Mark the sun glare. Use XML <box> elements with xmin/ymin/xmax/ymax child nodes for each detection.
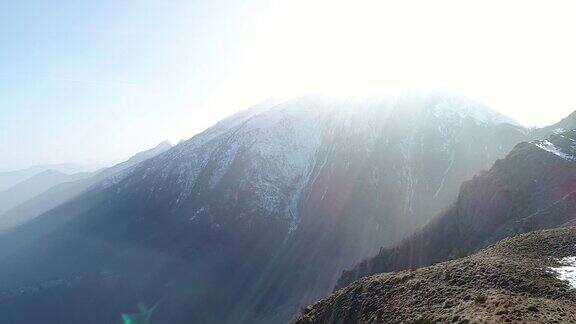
<box><xmin>206</xmin><ymin>0</ymin><xmax>576</xmax><ymax>127</ymax></box>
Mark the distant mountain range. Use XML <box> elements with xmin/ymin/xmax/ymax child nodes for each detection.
<box><xmin>0</xmin><ymin>92</ymin><xmax>574</xmax><ymax>323</ymax></box>
<box><xmin>0</xmin><ymin>162</ymin><xmax>106</xmax><ymax>192</ymax></box>
<box><xmin>0</xmin><ymin>169</ymin><xmax>92</xmax><ymax>215</ymax></box>
<box><xmin>0</xmin><ymin>141</ymin><xmax>173</xmax><ymax>232</ymax></box>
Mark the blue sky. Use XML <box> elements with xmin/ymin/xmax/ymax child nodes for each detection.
<box><xmin>0</xmin><ymin>0</ymin><xmax>268</xmax><ymax>170</ymax></box>
<box><xmin>2</xmin><ymin>0</ymin><xmax>576</xmax><ymax>171</ymax></box>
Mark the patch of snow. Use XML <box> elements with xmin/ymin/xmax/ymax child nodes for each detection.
<box><xmin>550</xmin><ymin>256</ymin><xmax>576</xmax><ymax>288</ymax></box>
<box><xmin>533</xmin><ymin>140</ymin><xmax>575</xmax><ymax>161</ymax></box>
<box><xmin>553</xmin><ymin>127</ymin><xmax>566</xmax><ymax>135</ymax></box>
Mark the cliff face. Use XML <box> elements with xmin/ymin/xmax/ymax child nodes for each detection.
<box><xmin>296</xmin><ymin>227</ymin><xmax>576</xmax><ymax>324</ymax></box>
<box><xmin>337</xmin><ymin>130</ymin><xmax>576</xmax><ymax>289</ymax></box>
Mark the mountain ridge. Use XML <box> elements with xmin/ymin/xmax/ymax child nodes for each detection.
<box><xmin>0</xmin><ymin>93</ymin><xmax>568</xmax><ymax>323</ymax></box>
<box><xmin>295</xmin><ymin>227</ymin><xmax>576</xmax><ymax>323</ymax></box>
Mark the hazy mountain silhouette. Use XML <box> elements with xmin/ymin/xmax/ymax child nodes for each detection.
<box><xmin>0</xmin><ymin>162</ymin><xmax>106</xmax><ymax>192</ymax></box>
<box><xmin>0</xmin><ymin>141</ymin><xmax>173</xmax><ymax>231</ymax></box>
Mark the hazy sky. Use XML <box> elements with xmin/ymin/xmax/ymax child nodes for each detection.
<box><xmin>2</xmin><ymin>0</ymin><xmax>576</xmax><ymax>171</ymax></box>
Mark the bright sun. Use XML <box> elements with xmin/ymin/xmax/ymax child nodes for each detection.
<box><xmin>207</xmin><ymin>0</ymin><xmax>576</xmax><ymax>127</ymax></box>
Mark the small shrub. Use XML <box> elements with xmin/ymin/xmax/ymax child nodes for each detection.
<box><xmin>474</xmin><ymin>294</ymin><xmax>487</xmax><ymax>304</ymax></box>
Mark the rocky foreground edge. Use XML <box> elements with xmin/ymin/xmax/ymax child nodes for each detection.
<box><xmin>293</xmin><ymin>227</ymin><xmax>576</xmax><ymax>323</ymax></box>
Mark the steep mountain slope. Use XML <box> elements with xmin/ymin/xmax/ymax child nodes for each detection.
<box><xmin>0</xmin><ymin>93</ymin><xmax>528</xmax><ymax>323</ymax></box>
<box><xmin>0</xmin><ymin>170</ymin><xmax>91</xmax><ymax>214</ymax></box>
<box><xmin>295</xmin><ymin>227</ymin><xmax>576</xmax><ymax>324</ymax></box>
<box><xmin>0</xmin><ymin>141</ymin><xmax>173</xmax><ymax>231</ymax></box>
<box><xmin>337</xmin><ymin>130</ymin><xmax>576</xmax><ymax>289</ymax></box>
